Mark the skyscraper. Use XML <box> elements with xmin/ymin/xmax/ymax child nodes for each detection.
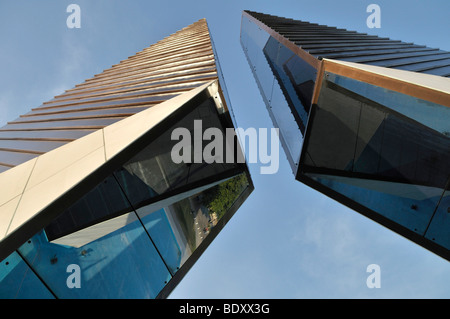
<box><xmin>0</xmin><ymin>19</ymin><xmax>253</xmax><ymax>298</ymax></box>
<box><xmin>241</xmin><ymin>11</ymin><xmax>450</xmax><ymax>261</ymax></box>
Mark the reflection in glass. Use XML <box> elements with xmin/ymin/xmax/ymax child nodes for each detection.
<box><xmin>17</xmin><ymin>223</ymin><xmax>172</xmax><ymax>299</ymax></box>
<box><xmin>0</xmin><ymin>251</ymin><xmax>54</xmax><ymax>299</ymax></box>
<box><xmin>44</xmin><ymin>174</ymin><xmax>132</xmax><ymax>243</ymax></box>
<box><xmin>424</xmin><ymin>186</ymin><xmax>450</xmax><ymax>248</ymax></box>
<box><xmin>327</xmin><ymin>72</ymin><xmax>450</xmax><ymax>135</ymax></box>
<box><xmin>44</xmin><ymin>94</ymin><xmax>240</xmax><ymax>246</ymax></box>
<box><xmin>240</xmin><ymin>15</ymin><xmax>311</xmax><ymax>170</ymax></box>
<box><xmin>138</xmin><ymin>173</ymin><xmax>250</xmax><ymax>274</ymax></box>
<box><xmin>115</xmin><ymin>97</ymin><xmax>239</xmax><ymax>210</ymax></box>
<box><xmin>302</xmin><ymin>77</ymin><xmax>450</xmax><ymax>234</ymax></box>
<box><xmin>1</xmin><ymin>84</ymin><xmax>252</xmax><ymax>298</ymax></box>
<box><xmin>263</xmin><ymin>37</ymin><xmax>317</xmax><ymax>133</ymax></box>
<box><xmin>2</xmin><ymin>170</ymin><xmax>249</xmax><ymax>298</ymax></box>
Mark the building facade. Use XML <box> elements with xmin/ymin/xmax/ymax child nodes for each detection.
<box><xmin>0</xmin><ymin>19</ymin><xmax>253</xmax><ymax>298</ymax></box>
<box><xmin>241</xmin><ymin>11</ymin><xmax>450</xmax><ymax>261</ymax></box>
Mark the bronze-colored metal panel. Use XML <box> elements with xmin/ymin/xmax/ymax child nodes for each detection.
<box><xmin>323</xmin><ymin>59</ymin><xmax>450</xmax><ymax>107</ymax></box>
<box><xmin>0</xmin><ymin>18</ymin><xmax>220</xmax><ymax>173</ymax></box>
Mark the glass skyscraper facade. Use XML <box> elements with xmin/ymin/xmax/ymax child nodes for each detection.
<box><xmin>241</xmin><ymin>11</ymin><xmax>450</xmax><ymax>261</ymax></box>
<box><xmin>0</xmin><ymin>19</ymin><xmax>253</xmax><ymax>298</ymax></box>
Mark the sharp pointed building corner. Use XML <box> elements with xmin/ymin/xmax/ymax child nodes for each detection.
<box><xmin>0</xmin><ymin>19</ymin><xmax>253</xmax><ymax>299</ymax></box>
<box><xmin>240</xmin><ymin>10</ymin><xmax>450</xmax><ymax>261</ymax></box>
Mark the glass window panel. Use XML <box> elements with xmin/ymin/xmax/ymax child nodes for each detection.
<box><xmin>352</xmin><ymin>103</ymin><xmax>386</xmax><ymax>174</ymax></box>
<box><xmin>115</xmin><ymin>97</ymin><xmax>239</xmax><ymax>210</ymax></box>
<box><xmin>303</xmin><ymin>84</ymin><xmax>361</xmax><ymax>171</ymax></box>
<box><xmin>43</xmin><ymin>89</ymin><xmax>243</xmax><ymax>248</ymax></box>
<box><xmin>44</xmin><ymin>175</ymin><xmax>132</xmax><ymax>242</ymax></box>
<box><xmin>240</xmin><ymin>16</ymin><xmax>275</xmax><ymax>103</ymax></box>
<box><xmin>327</xmin><ymin>73</ymin><xmax>450</xmax><ymax>135</ymax></box>
<box><xmin>263</xmin><ymin>36</ymin><xmax>317</xmax><ymax>131</ymax></box>
<box><xmin>18</xmin><ymin>223</ymin><xmax>171</xmax><ymax>298</ymax></box>
<box><xmin>270</xmin><ymin>79</ymin><xmax>303</xmax><ymax>168</ymax></box>
<box><xmin>140</xmin><ymin>208</ymin><xmax>185</xmax><ymax>274</ymax></box>
<box><xmin>0</xmin><ymin>251</ymin><xmax>54</xmax><ymax>299</ymax></box>
<box><xmin>12</xmin><ymin>173</ymin><xmax>250</xmax><ymax>298</ymax></box>
<box><xmin>302</xmin><ymin>78</ymin><xmax>450</xmax><ymax>234</ymax></box>
<box><xmin>138</xmin><ymin>173</ymin><xmax>250</xmax><ymax>273</ymax></box>
<box><xmin>239</xmin><ymin>16</ymin><xmax>250</xmax><ymax>51</ymax></box>
<box><xmin>200</xmin><ymin>173</ymin><xmax>250</xmax><ymax>221</ymax></box>
<box><xmin>308</xmin><ymin>80</ymin><xmax>450</xmax><ymax>187</ymax></box>
<box><xmin>424</xmin><ymin>186</ymin><xmax>450</xmax><ymax>248</ymax></box>
<box><xmin>306</xmin><ymin>173</ymin><xmax>442</xmax><ymax>234</ymax></box>
<box><xmin>241</xmin><ymin>16</ymin><xmax>309</xmax><ymax>170</ymax></box>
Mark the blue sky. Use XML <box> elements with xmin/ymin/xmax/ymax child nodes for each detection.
<box><xmin>1</xmin><ymin>0</ymin><xmax>449</xmax><ymax>298</ymax></box>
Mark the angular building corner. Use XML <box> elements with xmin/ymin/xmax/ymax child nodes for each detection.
<box><xmin>240</xmin><ymin>11</ymin><xmax>450</xmax><ymax>260</ymax></box>
<box><xmin>0</xmin><ymin>19</ymin><xmax>254</xmax><ymax>298</ymax></box>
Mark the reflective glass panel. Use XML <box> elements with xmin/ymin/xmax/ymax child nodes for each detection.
<box><xmin>44</xmin><ymin>174</ymin><xmax>132</xmax><ymax>242</ymax></box>
<box><xmin>138</xmin><ymin>172</ymin><xmax>250</xmax><ymax>273</ymax></box>
<box><xmin>302</xmin><ymin>76</ymin><xmax>450</xmax><ymax>234</ymax></box>
<box><xmin>327</xmin><ymin>73</ymin><xmax>449</xmax><ymax>135</ymax></box>
<box><xmin>18</xmin><ymin>223</ymin><xmax>171</xmax><ymax>298</ymax></box>
<box><xmin>0</xmin><ymin>251</ymin><xmax>54</xmax><ymax>299</ymax></box>
<box><xmin>423</xmin><ymin>180</ymin><xmax>450</xmax><ymax>249</ymax></box>
<box><xmin>263</xmin><ymin>36</ymin><xmax>317</xmax><ymax>131</ymax></box>
<box><xmin>240</xmin><ymin>15</ymin><xmax>313</xmax><ymax>170</ymax></box>
<box><xmin>115</xmin><ymin>97</ymin><xmax>239</xmax><ymax>210</ymax></box>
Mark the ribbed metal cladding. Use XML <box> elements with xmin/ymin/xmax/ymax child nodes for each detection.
<box><xmin>0</xmin><ymin>19</ymin><xmax>217</xmax><ymax>173</ymax></box>
<box><xmin>245</xmin><ymin>10</ymin><xmax>450</xmax><ymax>77</ymax></box>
